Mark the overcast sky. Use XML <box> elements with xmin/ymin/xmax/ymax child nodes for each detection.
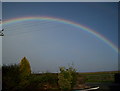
<box><xmin>2</xmin><ymin>2</ymin><xmax>118</xmax><ymax>73</ymax></box>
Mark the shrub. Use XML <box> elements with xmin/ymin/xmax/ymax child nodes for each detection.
<box><xmin>2</xmin><ymin>64</ymin><xmax>21</xmax><ymax>91</ymax></box>
<box><xmin>58</xmin><ymin>72</ymin><xmax>71</xmax><ymax>91</ymax></box>
<box><xmin>68</xmin><ymin>66</ymin><xmax>77</xmax><ymax>88</ymax></box>
<box><xmin>58</xmin><ymin>66</ymin><xmax>77</xmax><ymax>91</ymax></box>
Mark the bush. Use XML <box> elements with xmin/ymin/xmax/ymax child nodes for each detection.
<box><xmin>58</xmin><ymin>72</ymin><xmax>71</xmax><ymax>90</ymax></box>
<box><xmin>58</xmin><ymin>66</ymin><xmax>77</xmax><ymax>91</ymax></box>
<box><xmin>68</xmin><ymin>66</ymin><xmax>77</xmax><ymax>88</ymax></box>
<box><xmin>2</xmin><ymin>64</ymin><xmax>21</xmax><ymax>91</ymax></box>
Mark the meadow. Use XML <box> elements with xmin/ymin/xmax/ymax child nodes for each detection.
<box><xmin>80</xmin><ymin>71</ymin><xmax>119</xmax><ymax>82</ymax></box>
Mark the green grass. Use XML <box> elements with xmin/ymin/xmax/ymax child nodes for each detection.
<box><xmin>79</xmin><ymin>71</ymin><xmax>119</xmax><ymax>82</ymax></box>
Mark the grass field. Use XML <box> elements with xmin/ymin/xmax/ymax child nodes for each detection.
<box><xmin>79</xmin><ymin>71</ymin><xmax>120</xmax><ymax>82</ymax></box>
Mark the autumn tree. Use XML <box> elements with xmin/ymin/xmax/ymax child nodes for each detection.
<box><xmin>19</xmin><ymin>57</ymin><xmax>31</xmax><ymax>78</ymax></box>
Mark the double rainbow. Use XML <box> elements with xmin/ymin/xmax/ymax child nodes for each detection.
<box><xmin>3</xmin><ymin>16</ymin><xmax>118</xmax><ymax>53</ymax></box>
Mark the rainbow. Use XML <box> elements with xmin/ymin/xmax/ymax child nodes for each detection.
<box><xmin>3</xmin><ymin>16</ymin><xmax>118</xmax><ymax>53</ymax></box>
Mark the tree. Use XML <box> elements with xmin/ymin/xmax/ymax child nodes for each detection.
<box><xmin>19</xmin><ymin>57</ymin><xmax>31</xmax><ymax>89</ymax></box>
<box><xmin>19</xmin><ymin>57</ymin><xmax>31</xmax><ymax>78</ymax></box>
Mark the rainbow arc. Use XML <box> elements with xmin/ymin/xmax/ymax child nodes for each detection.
<box><xmin>3</xmin><ymin>16</ymin><xmax>118</xmax><ymax>53</ymax></box>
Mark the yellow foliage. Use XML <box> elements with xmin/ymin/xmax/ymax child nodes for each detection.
<box><xmin>19</xmin><ymin>57</ymin><xmax>31</xmax><ymax>77</ymax></box>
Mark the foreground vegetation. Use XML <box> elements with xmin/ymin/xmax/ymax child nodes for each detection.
<box><xmin>2</xmin><ymin>57</ymin><xmax>78</xmax><ymax>91</ymax></box>
<box><xmin>2</xmin><ymin>57</ymin><xmax>119</xmax><ymax>91</ymax></box>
